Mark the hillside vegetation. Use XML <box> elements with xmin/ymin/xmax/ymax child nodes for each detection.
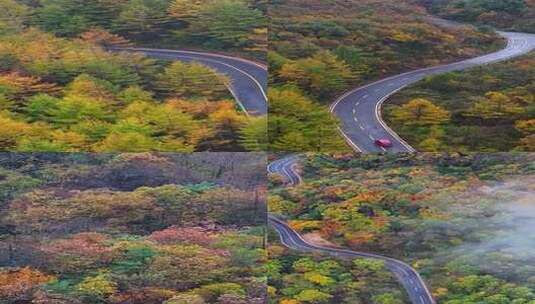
<box><xmin>4</xmin><ymin>0</ymin><xmax>267</xmax><ymax>59</ymax></box>
<box><xmin>419</xmin><ymin>0</ymin><xmax>535</xmax><ymax>33</ymax></box>
<box><xmin>0</xmin><ymin>153</ymin><xmax>267</xmax><ymax>304</ymax></box>
<box><xmin>384</xmin><ymin>53</ymin><xmax>535</xmax><ymax>152</ymax></box>
<box><xmin>268</xmin><ymin>0</ymin><xmax>503</xmax><ymax>151</ymax></box>
<box><xmin>267</xmin><ymin>241</ymin><xmax>407</xmax><ymax>304</ymax></box>
<box><xmin>0</xmin><ymin>1</ymin><xmax>267</xmax><ymax>152</ymax></box>
<box><xmin>269</xmin><ymin>153</ymin><xmax>535</xmax><ymax>303</ymax></box>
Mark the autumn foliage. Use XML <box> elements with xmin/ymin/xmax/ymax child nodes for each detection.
<box><xmin>0</xmin><ymin>27</ymin><xmax>265</xmax><ymax>152</ymax></box>
<box><xmin>0</xmin><ymin>267</ymin><xmax>55</xmax><ymax>300</ymax></box>
<box><xmin>268</xmin><ymin>0</ymin><xmax>502</xmax><ymax>152</ymax></box>
<box><xmin>269</xmin><ymin>153</ymin><xmax>535</xmax><ymax>303</ymax></box>
<box><xmin>0</xmin><ymin>153</ymin><xmax>267</xmax><ymax>303</ymax></box>
<box><xmin>385</xmin><ymin>52</ymin><xmax>535</xmax><ymax>152</ymax></box>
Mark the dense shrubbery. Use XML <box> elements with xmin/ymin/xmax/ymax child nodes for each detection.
<box><xmin>0</xmin><ymin>153</ymin><xmax>267</xmax><ymax>304</ymax></box>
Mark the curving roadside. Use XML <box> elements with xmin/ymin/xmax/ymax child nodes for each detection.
<box><xmin>330</xmin><ymin>30</ymin><xmax>535</xmax><ymax>153</ymax></box>
<box><xmin>268</xmin><ymin>155</ymin><xmax>436</xmax><ymax>304</ymax></box>
<box><xmin>114</xmin><ymin>48</ymin><xmax>268</xmax><ymax>116</ymax></box>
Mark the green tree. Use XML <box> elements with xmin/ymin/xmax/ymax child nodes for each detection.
<box><xmin>294</xmin><ymin>289</ymin><xmax>332</xmax><ymax>303</ymax></box>
<box><xmin>188</xmin><ymin>0</ymin><xmax>265</xmax><ymax>49</ymax></box>
<box><xmin>33</xmin><ymin>0</ymin><xmax>120</xmax><ymax>36</ymax></box>
<box><xmin>24</xmin><ymin>94</ymin><xmax>61</xmax><ymax>123</ymax></box>
<box><xmin>76</xmin><ymin>272</ymin><xmax>117</xmax><ymax>300</ymax></box>
<box><xmin>269</xmin><ymin>87</ymin><xmax>348</xmax><ymax>152</ymax></box>
<box><xmin>158</xmin><ymin>61</ymin><xmax>230</xmax><ymax>100</ymax></box>
<box><xmin>239</xmin><ymin>116</ymin><xmax>267</xmax><ymax>151</ymax></box>
<box><xmin>0</xmin><ymin>0</ymin><xmax>30</xmax><ymax>34</ymax></box>
<box><xmin>466</xmin><ymin>91</ymin><xmax>524</xmax><ymax>119</ymax></box>
<box><xmin>279</xmin><ymin>50</ymin><xmax>356</xmax><ymax>98</ymax></box>
<box><xmin>111</xmin><ymin>245</ymin><xmax>157</xmax><ymax>275</ymax></box>
<box><xmin>49</xmin><ymin>96</ymin><xmax>113</xmax><ymax>126</ymax></box>
<box><xmin>168</xmin><ymin>0</ymin><xmax>203</xmax><ymax>19</ymax></box>
<box><xmin>372</xmin><ymin>293</ymin><xmax>403</xmax><ymax>304</ymax></box>
<box><xmin>116</xmin><ymin>0</ymin><xmax>170</xmax><ymax>35</ymax></box>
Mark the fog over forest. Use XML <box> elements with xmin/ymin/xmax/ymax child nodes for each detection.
<box><xmin>439</xmin><ymin>177</ymin><xmax>535</xmax><ymax>283</ymax></box>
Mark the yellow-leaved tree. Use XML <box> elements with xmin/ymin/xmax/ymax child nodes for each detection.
<box><xmin>157</xmin><ymin>61</ymin><xmax>230</xmax><ymax>101</ymax></box>
<box><xmin>391</xmin><ymin>98</ymin><xmax>450</xmax><ymax>126</ymax></box>
<box><xmin>466</xmin><ymin>91</ymin><xmax>524</xmax><ymax>119</ymax></box>
<box><xmin>76</xmin><ymin>272</ymin><xmax>118</xmax><ymax>299</ymax></box>
<box><xmin>168</xmin><ymin>0</ymin><xmax>203</xmax><ymax>19</ymax></box>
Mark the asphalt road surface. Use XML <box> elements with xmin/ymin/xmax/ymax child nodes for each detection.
<box><xmin>268</xmin><ymin>155</ymin><xmax>436</xmax><ymax>304</ymax></box>
<box><xmin>115</xmin><ymin>48</ymin><xmax>268</xmax><ymax>116</ymax></box>
<box><xmin>267</xmin><ymin>154</ymin><xmax>301</xmax><ymax>185</ymax></box>
<box><xmin>330</xmin><ymin>30</ymin><xmax>535</xmax><ymax>153</ymax></box>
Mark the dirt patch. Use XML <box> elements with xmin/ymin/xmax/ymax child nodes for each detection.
<box><xmin>302</xmin><ymin>232</ymin><xmax>341</xmax><ymax>249</ymax></box>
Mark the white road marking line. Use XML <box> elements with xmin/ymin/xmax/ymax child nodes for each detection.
<box><xmin>354</xmin><ymin>117</ymin><xmax>358</xmax><ymax>122</ymax></box>
<box><xmin>330</xmin><ymin>32</ymin><xmax>533</xmax><ymax>155</ymax></box>
<box><xmin>270</xmin><ymin>216</ymin><xmax>437</xmax><ymax>304</ymax></box>
<box><xmin>368</xmin><ymin>134</ymin><xmax>374</xmax><ymax>140</ymax></box>
<box><xmin>126</xmin><ymin>51</ymin><xmax>267</xmax><ymax>116</ymax></box>
<box><xmin>356</xmin><ymin>101</ymin><xmax>360</xmax><ymax>106</ymax></box>
<box><xmin>363</xmin><ymin>94</ymin><xmax>369</xmax><ymax>99</ymax></box>
<box><xmin>359</xmin><ymin>125</ymin><xmax>364</xmax><ymax>130</ymax></box>
<box><xmin>353</xmin><ymin>108</ymin><xmax>356</xmax><ymax>114</ymax></box>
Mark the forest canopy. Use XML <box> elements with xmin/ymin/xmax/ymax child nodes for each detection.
<box><xmin>0</xmin><ymin>153</ymin><xmax>267</xmax><ymax>304</ymax></box>
<box><xmin>0</xmin><ymin>0</ymin><xmax>268</xmax><ymax>152</ymax></box>
<box><xmin>384</xmin><ymin>52</ymin><xmax>535</xmax><ymax>152</ymax></box>
<box><xmin>268</xmin><ymin>0</ymin><xmax>503</xmax><ymax>152</ymax></box>
<box><xmin>269</xmin><ymin>153</ymin><xmax>535</xmax><ymax>303</ymax></box>
<box><xmin>6</xmin><ymin>0</ymin><xmax>267</xmax><ymax>59</ymax></box>
<box><xmin>419</xmin><ymin>0</ymin><xmax>535</xmax><ymax>33</ymax></box>
<box><xmin>0</xmin><ymin>26</ymin><xmax>266</xmax><ymax>152</ymax></box>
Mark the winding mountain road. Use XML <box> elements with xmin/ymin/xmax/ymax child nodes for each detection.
<box><xmin>331</xmin><ymin>30</ymin><xmax>535</xmax><ymax>152</ymax></box>
<box><xmin>268</xmin><ymin>155</ymin><xmax>436</xmax><ymax>304</ymax></box>
<box><xmin>116</xmin><ymin>48</ymin><xmax>268</xmax><ymax>116</ymax></box>
<box><xmin>267</xmin><ymin>154</ymin><xmax>302</xmax><ymax>185</ymax></box>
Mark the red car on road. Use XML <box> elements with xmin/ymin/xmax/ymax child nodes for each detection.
<box><xmin>375</xmin><ymin>139</ymin><xmax>393</xmax><ymax>148</ymax></box>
